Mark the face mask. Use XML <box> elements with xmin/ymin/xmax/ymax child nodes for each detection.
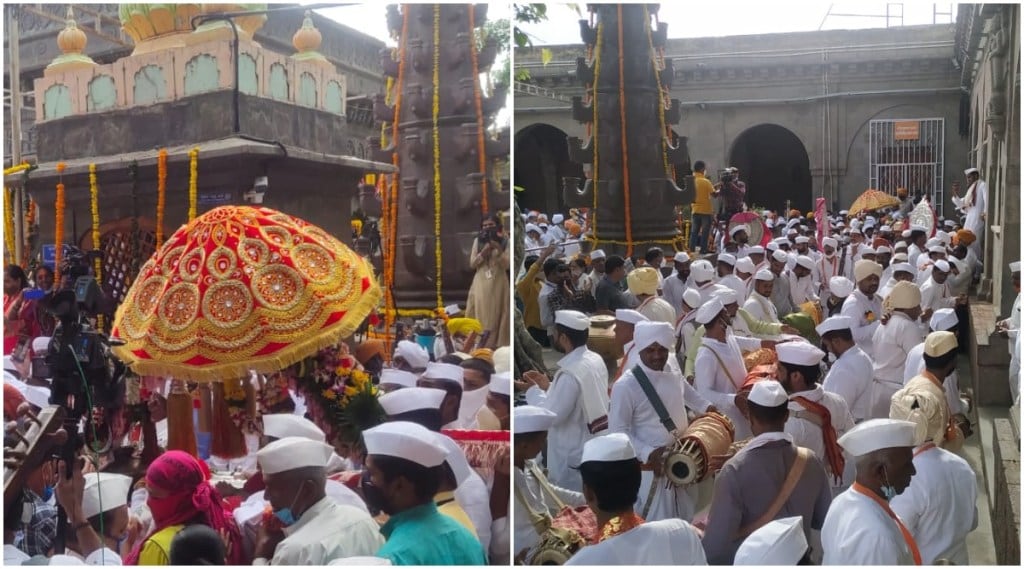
<box><xmin>147</xmin><ymin>493</ymin><xmax>186</xmax><ymax>526</ymax></box>
<box><xmin>272</xmin><ymin>480</ymin><xmax>307</xmax><ymax>527</ymax></box>
<box><xmin>458</xmin><ymin>386</ymin><xmax>490</xmax><ymax>428</ymax></box>
<box><xmin>360</xmin><ymin>472</ymin><xmax>391</xmax><ymax>516</ymax></box>
<box><xmin>41</xmin><ymin>485</ymin><xmax>54</xmax><ymax>502</ymax></box>
<box><xmin>881</xmin><ymin>467</ymin><xmax>897</xmax><ymax>501</ymax></box>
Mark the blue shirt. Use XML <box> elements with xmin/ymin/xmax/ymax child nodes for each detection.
<box><xmin>376</xmin><ymin>502</ymin><xmax>487</xmax><ymax>566</ymax></box>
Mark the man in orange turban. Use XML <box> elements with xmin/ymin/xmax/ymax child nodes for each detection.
<box><xmin>955</xmin><ymin>229</ymin><xmax>976</xmax><ymax>246</ymax></box>
<box><xmin>354</xmin><ymin>339</ymin><xmax>386</xmax><ymax>375</ymax></box>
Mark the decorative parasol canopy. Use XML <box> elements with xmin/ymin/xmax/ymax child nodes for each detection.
<box><xmin>909</xmin><ymin>197</ymin><xmax>938</xmax><ymax>237</ymax></box>
<box><xmin>111</xmin><ymin>206</ymin><xmax>381</xmax><ymax>382</ymax></box>
<box><xmin>728</xmin><ymin>212</ymin><xmax>771</xmax><ymax>247</ymax></box>
<box><xmin>848</xmin><ymin>189</ymin><xmax>901</xmax><ymax>217</ymax></box>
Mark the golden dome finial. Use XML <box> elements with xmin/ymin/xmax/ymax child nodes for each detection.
<box><xmin>57</xmin><ymin>6</ymin><xmax>88</xmax><ymax>55</ymax></box>
<box><xmin>292</xmin><ymin>11</ymin><xmax>322</xmax><ymax>53</ymax></box>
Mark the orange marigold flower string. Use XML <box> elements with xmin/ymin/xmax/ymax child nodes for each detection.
<box><xmin>54</xmin><ymin>163</ymin><xmax>66</xmax><ymax>284</ymax></box>
<box><xmin>156</xmin><ymin>149</ymin><xmax>167</xmax><ymax>247</ymax></box>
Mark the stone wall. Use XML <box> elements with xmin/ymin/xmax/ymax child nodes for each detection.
<box><xmin>991</xmin><ymin>418</ymin><xmax>1021</xmax><ymax>566</ymax></box>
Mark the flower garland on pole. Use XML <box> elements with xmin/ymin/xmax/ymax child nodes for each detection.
<box><xmin>3</xmin><ymin>187</ymin><xmax>16</xmax><ymax>264</ymax></box>
<box><xmin>54</xmin><ymin>163</ymin><xmax>66</xmax><ymax>283</ymax></box>
<box><xmin>156</xmin><ymin>149</ymin><xmax>167</xmax><ymax>248</ymax></box>
<box><xmin>89</xmin><ymin>163</ymin><xmax>105</xmax><ymax>331</ymax></box>
<box><xmin>468</xmin><ymin>4</ymin><xmax>488</xmax><ymax>215</ymax></box>
<box><xmin>616</xmin><ymin>4</ymin><xmax>634</xmax><ymax>258</ymax></box>
<box><xmin>188</xmin><ymin>147</ymin><xmax>199</xmax><ymax>222</ymax></box>
<box><xmin>431</xmin><ymin>4</ymin><xmax>444</xmax><ymax>312</ymax></box>
<box><xmin>3</xmin><ymin>162</ymin><xmax>32</xmax><ymax>177</ymax></box>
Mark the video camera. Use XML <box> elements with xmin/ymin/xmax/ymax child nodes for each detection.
<box><xmin>478</xmin><ymin>227</ymin><xmax>500</xmax><ymax>243</ymax></box>
<box><xmin>719</xmin><ymin>168</ymin><xmax>736</xmax><ymax>185</ymax></box>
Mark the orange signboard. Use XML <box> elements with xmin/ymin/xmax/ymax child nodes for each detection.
<box><xmin>894</xmin><ymin>121</ymin><xmax>920</xmax><ymax>140</ymax></box>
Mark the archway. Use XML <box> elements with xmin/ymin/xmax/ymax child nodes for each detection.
<box><xmin>729</xmin><ymin>124</ymin><xmax>812</xmax><ymax>213</ymax></box>
<box><xmin>513</xmin><ymin>123</ymin><xmax>583</xmax><ymax>215</ymax></box>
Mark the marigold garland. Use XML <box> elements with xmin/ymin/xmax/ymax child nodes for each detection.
<box><xmin>188</xmin><ymin>147</ymin><xmax>199</xmax><ymax>222</ymax></box>
<box><xmin>89</xmin><ymin>163</ymin><xmax>104</xmax><ymax>330</ymax></box>
<box><xmin>3</xmin><ymin>187</ymin><xmax>16</xmax><ymax>264</ymax></box>
<box><xmin>3</xmin><ymin>162</ymin><xmax>31</xmax><ymax>177</ymax></box>
<box><xmin>156</xmin><ymin>149</ymin><xmax>167</xmax><ymax>247</ymax></box>
<box><xmin>616</xmin><ymin>5</ymin><xmax>634</xmax><ymax>257</ymax></box>
<box><xmin>54</xmin><ymin>163</ymin><xmax>66</xmax><ymax>283</ymax></box>
<box><xmin>468</xmin><ymin>4</ymin><xmax>489</xmax><ymax>215</ymax></box>
<box><xmin>382</xmin><ymin>8</ymin><xmax>409</xmax><ymax>350</ymax></box>
<box><xmin>431</xmin><ymin>4</ymin><xmax>443</xmax><ymax>312</ymax></box>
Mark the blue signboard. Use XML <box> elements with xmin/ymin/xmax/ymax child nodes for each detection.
<box><xmin>41</xmin><ymin>244</ymin><xmax>56</xmax><ymax>269</ymax></box>
<box><xmin>199</xmin><ymin>192</ymin><xmax>233</xmax><ymax>206</ymax></box>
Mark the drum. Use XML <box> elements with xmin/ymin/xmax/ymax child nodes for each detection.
<box><xmin>664</xmin><ymin>412</ymin><xmax>736</xmax><ymax>486</ymax></box>
<box><xmin>728</xmin><ymin>212</ymin><xmax>771</xmax><ymax>247</ymax></box>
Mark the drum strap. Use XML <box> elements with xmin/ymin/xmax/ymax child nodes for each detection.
<box><xmin>699</xmin><ymin>346</ymin><xmax>742</xmax><ymax>391</ymax></box>
<box><xmin>631</xmin><ymin>365</ymin><xmax>677</xmax><ymax>433</ymax></box>
<box><xmin>733</xmin><ymin>447</ymin><xmax>811</xmax><ymax>540</ymax></box>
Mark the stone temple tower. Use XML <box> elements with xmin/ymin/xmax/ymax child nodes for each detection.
<box><xmin>371</xmin><ymin>4</ymin><xmax>509</xmax><ymax>310</ymax></box>
<box><xmin>563</xmin><ymin>3</ymin><xmax>691</xmax><ymax>257</ymax></box>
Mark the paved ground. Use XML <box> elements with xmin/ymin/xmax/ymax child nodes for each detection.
<box><xmin>534</xmin><ymin>346</ymin><xmax>1002</xmax><ymax>563</ymax></box>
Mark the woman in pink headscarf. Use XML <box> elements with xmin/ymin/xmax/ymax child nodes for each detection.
<box><xmin>125</xmin><ymin>451</ymin><xmax>247</xmax><ymax>565</ymax></box>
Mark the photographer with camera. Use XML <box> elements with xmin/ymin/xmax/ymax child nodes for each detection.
<box><xmin>466</xmin><ymin>214</ymin><xmax>511</xmax><ymax>348</ymax></box>
<box><xmin>714</xmin><ymin>167</ymin><xmax>748</xmax><ymax>222</ymax></box>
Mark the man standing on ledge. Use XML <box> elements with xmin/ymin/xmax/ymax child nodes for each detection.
<box><xmin>690</xmin><ymin>161</ymin><xmax>715</xmax><ymax>252</ymax></box>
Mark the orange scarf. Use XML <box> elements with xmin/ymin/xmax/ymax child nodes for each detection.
<box><xmin>597</xmin><ymin>511</ymin><xmax>645</xmax><ymax>544</ymax></box>
<box><xmin>851</xmin><ymin>482</ymin><xmax>922</xmax><ymax>565</ymax></box>
<box><xmin>792</xmin><ymin>396</ymin><xmax>845</xmax><ymax>485</ymax></box>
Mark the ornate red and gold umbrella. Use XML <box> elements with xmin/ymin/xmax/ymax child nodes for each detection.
<box><xmin>848</xmin><ymin>189</ymin><xmax>901</xmax><ymax>217</ymax></box>
<box><xmin>111</xmin><ymin>205</ymin><xmax>381</xmax><ymax>382</ymax></box>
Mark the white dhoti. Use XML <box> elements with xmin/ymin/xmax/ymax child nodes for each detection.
<box><xmin>636</xmin><ymin>472</ymin><xmax>696</xmax><ymax>522</ymax></box>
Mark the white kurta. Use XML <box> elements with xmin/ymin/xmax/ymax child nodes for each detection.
<box><xmin>920</xmin><ymin>277</ymin><xmax>955</xmax><ymax>313</ymax></box>
<box><xmin>817</xmin><ymin>254</ymin><xmax>844</xmax><ymax>296</ymax></box>
<box><xmin>565</xmin><ymin>519</ymin><xmax>708</xmax><ymax>565</ymax></box>
<box><xmin>525</xmin><ymin>346</ymin><xmax>610</xmax><ymax>491</ymax></box>
<box><xmin>717</xmin><ymin>274</ymin><xmax>749</xmax><ymax>304</ymax></box>
<box><xmin>788</xmin><ymin>273</ymin><xmax>818</xmax><ymax>305</ymax></box>
<box><xmin>609</xmin><ymin>363</ymin><xmax>696</xmax><ymax>521</ymax></box>
<box><xmin>952</xmin><ymin>179</ymin><xmax>987</xmax><ymax>247</ymax></box>
<box><xmin>1006</xmin><ymin>293</ymin><xmax>1022</xmax><ymax>399</ymax></box>
<box><xmin>456</xmin><ymin>470</ymin><xmax>493</xmax><ymax>552</ymax></box>
<box><xmin>253</xmin><ymin>497</ymin><xmax>384</xmax><ymax>565</ymax></box>
<box><xmin>693</xmin><ymin>336</ymin><xmax>752</xmax><ymax>441</ymax></box>
<box><xmin>822</xmin><ymin>346</ymin><xmax>875</xmax><ymax>422</ymax></box>
<box><xmin>870</xmin><ymin>313</ymin><xmax>925</xmax><ymax>419</ymax></box>
<box><xmin>840</xmin><ymin>291</ymin><xmax>882</xmax><ymax>358</ymax></box>
<box><xmin>902</xmin><ymin>343</ymin><xmax>966</xmax><ymax>415</ymax></box>
<box><xmin>619</xmin><ymin>345</ymin><xmax>712</xmax><ymax>413</ymax></box>
<box><xmin>512</xmin><ymin>462</ymin><xmax>586</xmax><ymax>557</ymax></box>
<box><xmin>785</xmin><ymin>386</ymin><xmax>856</xmax><ymax>492</ymax></box>
<box><xmin>890</xmin><ymin>445</ymin><xmax>978</xmax><ymax>565</ymax></box>
<box><xmin>821</xmin><ymin>488</ymin><xmax>915</xmax><ymax>565</ymax></box>
<box><xmin>908</xmin><ymin>243</ymin><xmax>926</xmax><ymax>270</ymax></box>
<box><xmin>697</xmin><ymin>282</ymin><xmax>731</xmax><ymax>305</ymax></box>
<box><xmin>947</xmin><ymin>258</ymin><xmax>972</xmax><ymax>296</ymax></box>
<box><xmin>675</xmin><ymin>319</ymin><xmax>699</xmax><ymax>374</ymax></box>
<box><xmin>743</xmin><ymin>291</ymin><xmax>779</xmax><ymax>324</ymax></box>
<box><xmin>661</xmin><ymin>275</ymin><xmax>690</xmax><ymax>320</ymax></box>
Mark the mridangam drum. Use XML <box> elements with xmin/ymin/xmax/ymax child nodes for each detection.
<box><xmin>664</xmin><ymin>412</ymin><xmax>736</xmax><ymax>486</ymax></box>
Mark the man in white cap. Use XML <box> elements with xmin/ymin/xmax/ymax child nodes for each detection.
<box><xmin>674</xmin><ymin>289</ymin><xmax>705</xmax><ymax>372</ymax></box>
<box><xmin>734</xmin><ymin>516</ymin><xmax>810</xmax><ymax>565</ymax></box>
<box><xmin>661</xmin><ymin>251</ymin><xmax>692</xmax><ymax>319</ymax></box>
<box><xmin>818</xmin><ymin>316</ymin><xmax>875</xmax><ymax>423</ymax></box>
<box><xmin>821</xmin><ymin>276</ymin><xmax>853</xmax><ymax>318</ymax></box>
<box><xmin>52</xmin><ymin>462</ymin><xmax>131</xmax><ymax>565</ymax></box>
<box><xmin>879</xmin><ymin>262</ymin><xmax>916</xmax><ymax>301</ymax></box>
<box><xmin>744</xmin><ymin>269</ymin><xmax>780</xmax><ymax>324</ymax></box>
<box><xmin>418</xmin><ymin>362</ymin><xmax>466</xmax><ymax>429</ymax></box>
<box><xmin>889</xmin><ymin>338</ymin><xmax>978</xmax><ymax>564</ymax></box>
<box><xmin>482</xmin><ymin>370</ymin><xmax>512</xmax><ymax>431</ymax></box>
<box><xmin>512</xmin><ymin>406</ymin><xmax>585</xmax><ymax>562</ymax></box>
<box><xmin>768</xmin><ymin>249</ymin><xmax>797</xmax><ymax>318</ymax></box>
<box><xmin>524</xmin><ymin>223</ymin><xmax>544</xmax><ymax>252</ymax></box>
<box><xmin>920</xmin><ymin>260</ymin><xmax>968</xmax><ymax>320</ymax></box>
<box><xmin>628</xmin><ymin>267</ymin><xmax>675</xmax><ymax>325</ymax></box>
<box><xmin>690</xmin><ymin>259</ymin><xmax>730</xmax><ymax>305</ymax></box>
<box><xmin>587</xmin><ymin>249</ymin><xmax>608</xmax><ymax>297</ymax></box>
<box><xmin>903</xmin><ymin>309</ymin><xmax>968</xmax><ymax>416</ymax></box>
<box><xmin>788</xmin><ymin>255</ymin><xmax>818</xmax><ymax>306</ymax></box>
<box><xmin>692</xmin><ymin>299</ymin><xmax>752</xmax><ymax>440</ymax></box>
<box><xmin>715</xmin><ymin>253</ymin><xmax>748</xmax><ymax>305</ymax></box>
<box><xmin>564</xmin><ymin>433</ymin><xmax>707</xmax><ymax>565</ymax></box>
<box><xmin>869</xmin><ymin>282</ymin><xmax>925</xmax><ymax>419</ymax></box>
<box><xmin>254</xmin><ymin>437</ymin><xmax>383</xmax><ymax>565</ymax></box>
<box><xmin>951</xmin><ymin>167</ymin><xmax>987</xmax><ymax>256</ymax></box>
<box><xmin>820</xmin><ymin>419</ymin><xmax>921</xmax><ymax>565</ymax></box>
<box><xmin>392</xmin><ymin>341</ymin><xmax>430</xmax><ymax>374</ymax></box>
<box><xmin>996</xmin><ymin>261</ymin><xmax>1021</xmax><ymax>400</ymax></box>
<box><xmin>748</xmin><ymin>245</ymin><xmax>767</xmax><ymax>273</ymax></box>
<box><xmin>380</xmin><ymin>387</ymin><xmax>448</xmax><ymax>431</ymax></box>
<box><xmin>613</xmin><ymin>309</ymin><xmax>649</xmax><ymax>378</ymax></box>
<box><xmin>894</xmin><ymin>330</ymin><xmax>970</xmax><ymax>447</ymax></box>
<box><xmin>907</xmin><ymin>225</ymin><xmax>930</xmax><ymax>268</ymax></box>
<box><xmin>360</xmin><ymin>422</ymin><xmax>487</xmax><ymax>565</ymax></box>
<box><xmin>728</xmin><ymin>224</ymin><xmax>751</xmax><ymax>258</ymax></box>
<box><xmin>840</xmin><ymin>260</ymin><xmax>884</xmax><ymax>358</ymax></box>
<box><xmin>817</xmin><ymin>237</ymin><xmax>845</xmax><ymax>294</ymax></box>
<box><xmin>609</xmin><ymin>321</ymin><xmax>703</xmax><ymax>522</ymax></box>
<box><xmin>378</xmin><ymin>368</ymin><xmax>420</xmax><ymax>393</ymax></box>
<box><xmin>776</xmin><ymin>342</ymin><xmax>855</xmax><ymax>494</ymax></box>
<box><xmin>702</xmin><ymin>380</ymin><xmax>832</xmax><ymax>564</ymax></box>
<box><xmin>548</xmin><ymin>213</ymin><xmax>568</xmax><ymax>244</ymax></box>
<box><xmin>521</xmin><ymin>310</ymin><xmax>609</xmax><ymax>491</ymax></box>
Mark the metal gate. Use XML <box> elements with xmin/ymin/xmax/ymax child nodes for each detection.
<box><xmin>868</xmin><ymin>118</ymin><xmax>945</xmax><ymax>216</ymax></box>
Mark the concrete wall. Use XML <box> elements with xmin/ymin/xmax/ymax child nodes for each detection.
<box><xmin>991</xmin><ymin>418</ymin><xmax>1021</xmax><ymax>565</ymax></box>
<box><xmin>515</xmin><ymin>24</ymin><xmax>971</xmax><ymax>214</ymax></box>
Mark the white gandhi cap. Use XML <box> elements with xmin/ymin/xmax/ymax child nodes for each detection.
<box><xmin>555</xmin><ymin>310</ymin><xmax>590</xmax><ymax>331</ymax></box>
<box><xmin>776</xmin><ymin>341</ymin><xmax>826</xmax><ymax>367</ymax></box>
<box><xmin>362</xmin><ymin>421</ymin><xmax>448</xmax><ymax>467</ymax></box>
<box><xmin>837</xmin><ymin>418</ymin><xmax>918</xmax><ymax>456</ymax></box>
<box><xmin>263</xmin><ymin>413</ymin><xmax>325</xmax><ymax>442</ymax></box>
<box><xmin>379</xmin><ymin>368</ymin><xmax>419</xmax><ymax>389</ymax></box>
<box><xmin>615</xmin><ymin>309</ymin><xmax>648</xmax><ymax>325</ymax></box>
<box><xmin>422</xmin><ymin>362</ymin><xmax>464</xmax><ymax>387</ymax></box>
<box><xmin>734</xmin><ymin>516</ymin><xmax>808</xmax><ymax>565</ymax></box>
<box><xmin>514</xmin><ymin>405</ymin><xmax>557</xmax><ymax>434</ymax></box>
<box><xmin>379</xmin><ymin>386</ymin><xmax>446</xmax><ymax>416</ymax></box>
<box><xmin>490</xmin><ymin>371</ymin><xmax>511</xmax><ymax>397</ymax></box>
<box><xmin>747</xmin><ymin>380</ymin><xmax>788</xmax><ymax>407</ymax></box>
<box><xmin>82</xmin><ymin>473</ymin><xmax>132</xmax><ymax>519</ymax></box>
<box><xmin>695</xmin><ymin>298</ymin><xmax>725</xmax><ymax>325</ymax></box>
<box><xmin>816</xmin><ymin>315</ymin><xmax>853</xmax><ymax>336</ymax></box>
<box><xmin>580</xmin><ymin>433</ymin><xmax>637</xmax><ymax>464</ymax></box>
<box><xmin>258</xmin><ymin>436</ymin><xmax>334</xmax><ymax>474</ymax></box>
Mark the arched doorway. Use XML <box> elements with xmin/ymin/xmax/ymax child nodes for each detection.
<box><xmin>513</xmin><ymin>123</ymin><xmax>583</xmax><ymax>214</ymax></box>
<box><xmin>729</xmin><ymin>124</ymin><xmax>812</xmax><ymax>213</ymax></box>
